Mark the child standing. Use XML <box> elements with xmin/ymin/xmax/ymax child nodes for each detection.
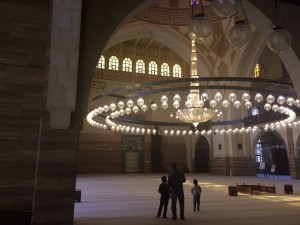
<box><xmin>191</xmin><ymin>179</ymin><xmax>202</xmax><ymax>211</ymax></box>
<box><xmin>156</xmin><ymin>176</ymin><xmax>170</xmax><ymax>218</ymax></box>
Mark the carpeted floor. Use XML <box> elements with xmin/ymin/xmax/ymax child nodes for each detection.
<box><xmin>74</xmin><ymin>173</ymin><xmax>300</xmax><ymax>225</ymax></box>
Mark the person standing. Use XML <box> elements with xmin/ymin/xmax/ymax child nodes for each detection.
<box><xmin>156</xmin><ymin>176</ymin><xmax>170</xmax><ymax>218</ymax></box>
<box><xmin>168</xmin><ymin>162</ymin><xmax>186</xmax><ymax>220</ymax></box>
<box><xmin>191</xmin><ymin>179</ymin><xmax>202</xmax><ymax>211</ymax></box>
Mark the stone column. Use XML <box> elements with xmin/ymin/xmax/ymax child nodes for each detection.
<box><xmin>47</xmin><ymin>0</ymin><xmax>82</xmax><ymax>129</ymax></box>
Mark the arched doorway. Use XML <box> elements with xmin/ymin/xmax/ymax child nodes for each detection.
<box><xmin>195</xmin><ymin>136</ymin><xmax>210</xmax><ymax>173</ymax></box>
<box><xmin>255</xmin><ymin>132</ymin><xmax>289</xmax><ymax>175</ymax></box>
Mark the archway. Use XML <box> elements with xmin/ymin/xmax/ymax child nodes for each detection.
<box><xmin>255</xmin><ymin>131</ymin><xmax>289</xmax><ymax>176</ymax></box>
<box><xmin>194</xmin><ymin>136</ymin><xmax>210</xmax><ymax>173</ymax></box>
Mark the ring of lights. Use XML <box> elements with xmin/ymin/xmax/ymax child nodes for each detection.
<box><xmin>87</xmin><ymin>77</ymin><xmax>299</xmax><ymax>136</ymax></box>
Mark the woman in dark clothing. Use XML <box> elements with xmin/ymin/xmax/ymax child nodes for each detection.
<box><xmin>156</xmin><ymin>176</ymin><xmax>170</xmax><ymax>218</ymax></box>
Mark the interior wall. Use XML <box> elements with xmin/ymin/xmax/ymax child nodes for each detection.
<box><xmin>0</xmin><ymin>1</ymin><xmax>80</xmax><ymax>224</ymax></box>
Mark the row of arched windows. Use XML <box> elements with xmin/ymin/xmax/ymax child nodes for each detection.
<box><xmin>96</xmin><ymin>55</ymin><xmax>182</xmax><ymax>77</ymax></box>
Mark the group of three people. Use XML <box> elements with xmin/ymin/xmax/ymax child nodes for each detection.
<box><xmin>156</xmin><ymin>163</ymin><xmax>202</xmax><ymax>220</ymax></box>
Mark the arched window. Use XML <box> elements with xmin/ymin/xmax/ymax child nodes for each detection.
<box><xmin>96</xmin><ymin>55</ymin><xmax>105</xmax><ymax>69</ymax></box>
<box><xmin>136</xmin><ymin>59</ymin><xmax>145</xmax><ymax>74</ymax></box>
<box><xmin>161</xmin><ymin>63</ymin><xmax>170</xmax><ymax>76</ymax></box>
<box><xmin>173</xmin><ymin>64</ymin><xmax>182</xmax><ymax>77</ymax></box>
<box><xmin>255</xmin><ymin>139</ymin><xmax>263</xmax><ymax>163</ymax></box>
<box><xmin>254</xmin><ymin>63</ymin><xmax>260</xmax><ymax>78</ymax></box>
<box><xmin>149</xmin><ymin>61</ymin><xmax>158</xmax><ymax>75</ymax></box>
<box><xmin>109</xmin><ymin>56</ymin><xmax>119</xmax><ymax>70</ymax></box>
<box><xmin>122</xmin><ymin>58</ymin><xmax>132</xmax><ymax>72</ymax></box>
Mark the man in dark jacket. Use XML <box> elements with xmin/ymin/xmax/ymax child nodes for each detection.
<box><xmin>168</xmin><ymin>162</ymin><xmax>186</xmax><ymax>220</ymax></box>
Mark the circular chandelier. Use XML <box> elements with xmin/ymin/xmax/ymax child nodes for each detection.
<box><xmin>86</xmin><ymin>76</ymin><xmax>299</xmax><ymax>136</ymax></box>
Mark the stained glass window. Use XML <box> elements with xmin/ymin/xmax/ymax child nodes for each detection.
<box><xmin>173</xmin><ymin>64</ymin><xmax>182</xmax><ymax>77</ymax></box>
<box><xmin>109</xmin><ymin>56</ymin><xmax>119</xmax><ymax>70</ymax></box>
<box><xmin>136</xmin><ymin>59</ymin><xmax>145</xmax><ymax>74</ymax></box>
<box><xmin>254</xmin><ymin>63</ymin><xmax>260</xmax><ymax>78</ymax></box>
<box><xmin>96</xmin><ymin>55</ymin><xmax>105</xmax><ymax>69</ymax></box>
<box><xmin>161</xmin><ymin>63</ymin><xmax>170</xmax><ymax>76</ymax></box>
<box><xmin>122</xmin><ymin>58</ymin><xmax>132</xmax><ymax>72</ymax></box>
<box><xmin>149</xmin><ymin>61</ymin><xmax>158</xmax><ymax>75</ymax></box>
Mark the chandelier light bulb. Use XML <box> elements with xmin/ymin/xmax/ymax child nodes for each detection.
<box><xmin>185</xmin><ymin>100</ymin><xmax>192</xmax><ymax>108</ymax></box>
<box><xmin>114</xmin><ymin>111</ymin><xmax>120</xmax><ymax>117</ymax></box>
<box><xmin>160</xmin><ymin>95</ymin><xmax>168</xmax><ymax>103</ymax></box>
<box><xmin>264</xmin><ymin>103</ymin><xmax>271</xmax><ymax>111</ymax></box>
<box><xmin>228</xmin><ymin>93</ymin><xmax>237</xmax><ymax>102</ymax></box>
<box><xmin>161</xmin><ymin>101</ymin><xmax>168</xmax><ymax>110</ymax></box>
<box><xmin>137</xmin><ymin>97</ymin><xmax>144</xmax><ymax>106</ymax></box>
<box><xmin>188</xmin><ymin>13</ymin><xmax>212</xmax><ymax>43</ymax></box>
<box><xmin>131</xmin><ymin>127</ymin><xmax>135</xmax><ymax>133</ymax></box>
<box><xmin>209</xmin><ymin>100</ymin><xmax>217</xmax><ymax>108</ymax></box>
<box><xmin>127</xmin><ymin>100</ymin><xmax>134</xmax><ymax>108</ymax></box>
<box><xmin>187</xmin><ymin>93</ymin><xmax>194</xmax><ymax>101</ymax></box>
<box><xmin>211</xmin><ymin>0</ymin><xmax>237</xmax><ymax>17</ymax></box>
<box><xmin>119</xmin><ymin>109</ymin><xmax>125</xmax><ymax>116</ymax></box>
<box><xmin>109</xmin><ymin>103</ymin><xmax>116</xmax><ymax>111</ymax></box>
<box><xmin>272</xmin><ymin>104</ymin><xmax>279</xmax><ymax>112</ymax></box>
<box><xmin>254</xmin><ymin>93</ymin><xmax>263</xmax><ymax>103</ymax></box>
<box><xmin>173</xmin><ymin>100</ymin><xmax>180</xmax><ymax>109</ymax></box>
<box><xmin>279</xmin><ymin>106</ymin><xmax>285</xmax><ymax>113</ymax></box>
<box><xmin>266</xmin><ymin>94</ymin><xmax>275</xmax><ymax>104</ymax></box>
<box><xmin>214</xmin><ymin>92</ymin><xmax>223</xmax><ymax>102</ymax></box>
<box><xmin>244</xmin><ymin>101</ymin><xmax>252</xmax><ymax>109</ymax></box>
<box><xmin>222</xmin><ymin>100</ymin><xmax>230</xmax><ymax>108</ymax></box>
<box><xmin>198</xmin><ymin>100</ymin><xmax>204</xmax><ymax>107</ymax></box>
<box><xmin>103</xmin><ymin>105</ymin><xmax>109</xmax><ymax>112</ymax></box>
<box><xmin>117</xmin><ymin>101</ymin><xmax>125</xmax><ymax>109</ymax></box>
<box><xmin>267</xmin><ymin>26</ymin><xmax>292</xmax><ymax>54</ymax></box>
<box><xmin>286</xmin><ymin>97</ymin><xmax>295</xmax><ymax>106</ymax></box>
<box><xmin>151</xmin><ymin>103</ymin><xmax>158</xmax><ymax>111</ymax></box>
<box><xmin>173</xmin><ymin>94</ymin><xmax>181</xmax><ymax>102</ymax></box>
<box><xmin>141</xmin><ymin>104</ymin><xmax>148</xmax><ymax>112</ymax></box>
<box><xmin>125</xmin><ymin>107</ymin><xmax>131</xmax><ymax>114</ymax></box>
<box><xmin>201</xmin><ymin>93</ymin><xmax>209</xmax><ymax>102</ymax></box>
<box><xmin>227</xmin><ymin>20</ymin><xmax>252</xmax><ymax>48</ymax></box>
<box><xmin>242</xmin><ymin>93</ymin><xmax>250</xmax><ymax>102</ymax></box>
<box><xmin>132</xmin><ymin>105</ymin><xmax>139</xmax><ymax>113</ymax></box>
<box><xmin>277</xmin><ymin>95</ymin><xmax>285</xmax><ymax>105</ymax></box>
<box><xmin>110</xmin><ymin>112</ymin><xmax>115</xmax><ymax>118</ymax></box>
<box><xmin>233</xmin><ymin>100</ymin><xmax>241</xmax><ymax>109</ymax></box>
